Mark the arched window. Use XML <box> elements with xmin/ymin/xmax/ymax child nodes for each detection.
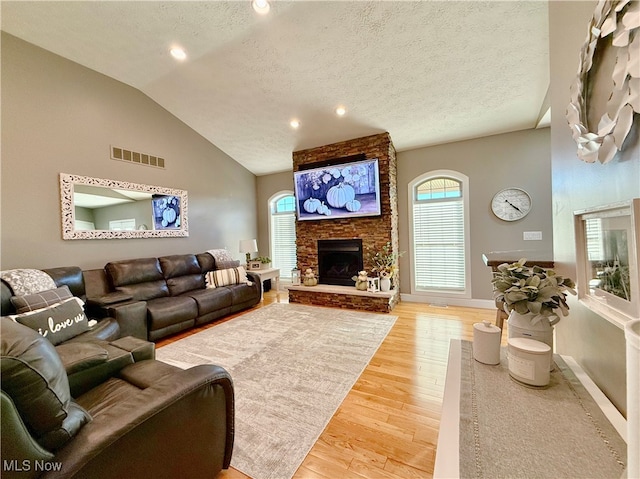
<box><xmin>408</xmin><ymin>170</ymin><xmax>470</xmax><ymax>297</ymax></box>
<box><xmin>269</xmin><ymin>192</ymin><xmax>297</xmax><ymax>279</ymax></box>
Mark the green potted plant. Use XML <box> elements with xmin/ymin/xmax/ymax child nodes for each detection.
<box><xmin>491</xmin><ymin>258</ymin><xmax>576</xmax><ymax>348</ymax></box>
<box><xmin>492</xmin><ymin>258</ymin><xmax>576</xmax><ymax>320</ymax></box>
<box><xmin>249</xmin><ymin>256</ymin><xmax>272</xmax><ymax>270</ymax></box>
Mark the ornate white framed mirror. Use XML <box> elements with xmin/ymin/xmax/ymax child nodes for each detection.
<box><xmin>60</xmin><ymin>173</ymin><xmax>189</xmax><ymax>240</ymax></box>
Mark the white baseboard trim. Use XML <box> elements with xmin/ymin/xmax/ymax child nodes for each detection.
<box><xmin>400</xmin><ymin>293</ymin><xmax>495</xmax><ymax>309</ymax></box>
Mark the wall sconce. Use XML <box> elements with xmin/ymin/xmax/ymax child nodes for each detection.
<box><xmin>239</xmin><ymin>239</ymin><xmax>258</xmax><ymax>266</ymax></box>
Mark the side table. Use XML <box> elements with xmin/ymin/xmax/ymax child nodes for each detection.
<box><xmin>250</xmin><ymin>267</ymin><xmax>280</xmax><ymax>299</ymax></box>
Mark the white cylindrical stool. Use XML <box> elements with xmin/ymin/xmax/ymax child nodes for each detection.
<box><xmin>473</xmin><ymin>320</ymin><xmax>501</xmax><ymax>365</ymax></box>
<box><xmin>507</xmin><ymin>337</ymin><xmax>551</xmax><ymax>387</ymax></box>
<box><xmin>625</xmin><ymin>319</ymin><xmax>640</xmax><ymax>479</ymax></box>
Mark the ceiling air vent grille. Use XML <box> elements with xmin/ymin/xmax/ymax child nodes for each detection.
<box><xmin>111</xmin><ymin>146</ymin><xmax>165</xmax><ymax>169</ymax></box>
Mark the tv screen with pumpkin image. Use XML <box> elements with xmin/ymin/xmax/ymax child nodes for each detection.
<box><xmin>294</xmin><ymin>158</ymin><xmax>381</xmax><ymax>221</ymax></box>
<box><xmin>151</xmin><ymin>195</ymin><xmax>182</xmax><ymax>230</ymax></box>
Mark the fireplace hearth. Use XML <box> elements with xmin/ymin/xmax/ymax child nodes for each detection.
<box><xmin>318</xmin><ymin>239</ymin><xmax>363</xmax><ymax>286</ymax></box>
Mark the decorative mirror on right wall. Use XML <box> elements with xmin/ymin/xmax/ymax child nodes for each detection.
<box><xmin>574</xmin><ymin>198</ymin><xmax>640</xmax><ymax>328</ymax></box>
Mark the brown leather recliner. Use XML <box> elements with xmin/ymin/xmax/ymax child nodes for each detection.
<box><xmin>0</xmin><ymin>318</ymin><xmax>235</xmax><ymax>479</ymax></box>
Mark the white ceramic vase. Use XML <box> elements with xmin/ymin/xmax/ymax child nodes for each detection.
<box><xmin>380</xmin><ymin>277</ymin><xmax>391</xmax><ymax>292</ymax></box>
<box><xmin>507</xmin><ymin>310</ymin><xmax>558</xmax><ymax>370</ymax></box>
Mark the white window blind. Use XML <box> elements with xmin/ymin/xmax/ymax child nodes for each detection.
<box><xmin>108</xmin><ymin>218</ymin><xmax>136</xmax><ymax>231</ymax></box>
<box><xmin>584</xmin><ymin>218</ymin><xmax>604</xmax><ymax>261</ymax></box>
<box><xmin>74</xmin><ymin>220</ymin><xmax>95</xmax><ymax>231</ymax></box>
<box><xmin>413</xmin><ymin>196</ymin><xmax>466</xmax><ymax>291</ymax></box>
<box><xmin>270</xmin><ymin>195</ymin><xmax>297</xmax><ymax>279</ymax></box>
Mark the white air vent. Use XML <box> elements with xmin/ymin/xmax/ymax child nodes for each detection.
<box><xmin>111</xmin><ymin>146</ymin><xmax>165</xmax><ymax>169</ymax></box>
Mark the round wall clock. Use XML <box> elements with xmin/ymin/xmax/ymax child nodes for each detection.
<box><xmin>491</xmin><ymin>188</ymin><xmax>532</xmax><ymax>222</ymax></box>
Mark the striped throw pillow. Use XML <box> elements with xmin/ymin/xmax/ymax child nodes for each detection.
<box><xmin>206</xmin><ymin>266</ymin><xmax>248</xmax><ymax>289</ymax></box>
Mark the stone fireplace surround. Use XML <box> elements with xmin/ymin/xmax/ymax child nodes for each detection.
<box><xmin>289</xmin><ymin>132</ymin><xmax>399</xmax><ymax>313</ymax></box>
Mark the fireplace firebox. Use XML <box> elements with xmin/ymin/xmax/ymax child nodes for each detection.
<box><xmin>318</xmin><ymin>239</ymin><xmax>363</xmax><ymax>286</ymax></box>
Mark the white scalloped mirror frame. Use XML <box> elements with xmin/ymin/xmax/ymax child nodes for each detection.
<box><xmin>60</xmin><ymin>173</ymin><xmax>189</xmax><ymax>240</ymax></box>
<box><xmin>566</xmin><ymin>0</ymin><xmax>639</xmax><ymax>164</ymax></box>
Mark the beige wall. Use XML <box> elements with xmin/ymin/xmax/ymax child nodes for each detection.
<box><xmin>256</xmin><ymin>170</ymin><xmax>294</xmax><ymax>261</ymax></box>
<box><xmin>550</xmin><ymin>1</ymin><xmax>640</xmax><ymax>415</ymax></box>
<box><xmin>397</xmin><ymin>128</ymin><xmax>553</xmax><ymax>303</ymax></box>
<box><xmin>1</xmin><ymin>33</ymin><xmax>258</xmax><ymax>270</ymax></box>
<box><xmin>257</xmin><ymin>127</ymin><xmax>553</xmax><ymax>302</ymax></box>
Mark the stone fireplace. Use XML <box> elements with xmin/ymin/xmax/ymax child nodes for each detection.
<box><xmin>318</xmin><ymin>239</ymin><xmax>363</xmax><ymax>286</ymax></box>
<box><xmin>289</xmin><ymin>132</ymin><xmax>399</xmax><ymax>312</ymax></box>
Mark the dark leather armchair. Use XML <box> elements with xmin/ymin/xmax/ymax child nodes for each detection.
<box><xmin>0</xmin><ymin>318</ymin><xmax>234</xmax><ymax>479</ymax></box>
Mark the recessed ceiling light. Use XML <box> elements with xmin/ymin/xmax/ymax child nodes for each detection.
<box><xmin>290</xmin><ymin>119</ymin><xmax>300</xmax><ymax>129</ymax></box>
<box><xmin>170</xmin><ymin>47</ymin><xmax>187</xmax><ymax>61</ymax></box>
<box><xmin>335</xmin><ymin>106</ymin><xmax>347</xmax><ymax>116</ymax></box>
<box><xmin>252</xmin><ymin>0</ymin><xmax>270</xmax><ymax>15</ymax></box>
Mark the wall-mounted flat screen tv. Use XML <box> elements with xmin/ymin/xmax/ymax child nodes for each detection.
<box><xmin>294</xmin><ymin>158</ymin><xmax>381</xmax><ymax>221</ymax></box>
<box><xmin>151</xmin><ymin>195</ymin><xmax>182</xmax><ymax>230</ymax></box>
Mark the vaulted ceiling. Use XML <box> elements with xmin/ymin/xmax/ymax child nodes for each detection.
<box><xmin>1</xmin><ymin>1</ymin><xmax>550</xmax><ymax>175</ymax></box>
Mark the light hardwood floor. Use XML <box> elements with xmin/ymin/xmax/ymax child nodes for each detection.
<box><xmin>157</xmin><ymin>289</ymin><xmax>499</xmax><ymax>479</ymax></box>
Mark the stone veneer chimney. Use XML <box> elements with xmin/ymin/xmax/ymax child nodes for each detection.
<box><xmin>293</xmin><ymin>132</ymin><xmax>399</xmax><ymax>285</ymax></box>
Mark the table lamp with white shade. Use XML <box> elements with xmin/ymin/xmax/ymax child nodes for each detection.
<box><xmin>239</xmin><ymin>239</ymin><xmax>258</xmax><ymax>267</ymax></box>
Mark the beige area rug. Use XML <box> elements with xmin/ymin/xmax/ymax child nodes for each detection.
<box><xmin>155</xmin><ymin>303</ymin><xmax>397</xmax><ymax>479</ymax></box>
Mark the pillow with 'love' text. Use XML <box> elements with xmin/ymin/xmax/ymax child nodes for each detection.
<box><xmin>8</xmin><ymin>297</ymin><xmax>89</xmax><ymax>345</ymax></box>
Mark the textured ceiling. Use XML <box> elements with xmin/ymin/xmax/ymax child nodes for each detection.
<box><xmin>1</xmin><ymin>1</ymin><xmax>550</xmax><ymax>175</ymax></box>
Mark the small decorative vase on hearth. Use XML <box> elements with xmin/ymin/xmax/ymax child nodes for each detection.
<box><xmin>507</xmin><ymin>310</ymin><xmax>559</xmax><ymax>370</ymax></box>
<box><xmin>380</xmin><ymin>277</ymin><xmax>391</xmax><ymax>292</ymax></box>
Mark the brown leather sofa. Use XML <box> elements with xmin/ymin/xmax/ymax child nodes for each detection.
<box><xmin>1</xmin><ymin>258</ymin><xmax>239</xmax><ymax>477</ymax></box>
<box><xmin>2</xmin><ymin>252</ymin><xmax>261</xmax><ymax>343</ymax></box>
<box><xmin>1</xmin><ymin>317</ymin><xmax>234</xmax><ymax>479</ymax></box>
<box><xmin>93</xmin><ymin>252</ymin><xmax>262</xmax><ymax>341</ymax></box>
